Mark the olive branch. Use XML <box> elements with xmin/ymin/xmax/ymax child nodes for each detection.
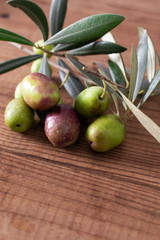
<box><xmin>1</xmin><ymin>0</ymin><xmax>160</xmax><ymax>145</ymax></box>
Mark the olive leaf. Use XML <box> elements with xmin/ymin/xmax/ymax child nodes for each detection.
<box><xmin>67</xmin><ymin>41</ymin><xmax>127</xmax><ymax>56</ymax></box>
<box><xmin>108</xmin><ymin>59</ymin><xmax>126</xmax><ymax>94</ymax></box>
<box><xmin>7</xmin><ymin>0</ymin><xmax>49</xmax><ymax>41</ymax></box>
<box><xmin>66</xmin><ymin>55</ymin><xmax>103</xmax><ymax>87</ymax></box>
<box><xmin>54</xmin><ymin>41</ymin><xmax>92</xmax><ymax>52</ymax></box>
<box><xmin>44</xmin><ymin>14</ymin><xmax>125</xmax><ymax>45</ymax></box>
<box><xmin>57</xmin><ymin>57</ymin><xmax>85</xmax><ymax>99</ymax></box>
<box><xmin>39</xmin><ymin>54</ymin><xmax>51</xmax><ymax>79</ymax></box>
<box><xmin>146</xmin><ymin>35</ymin><xmax>156</xmax><ymax>82</ymax></box>
<box><xmin>84</xmin><ymin>81</ymin><xmax>93</xmax><ymax>88</ymax></box>
<box><xmin>132</xmin><ymin>30</ymin><xmax>148</xmax><ymax>102</ymax></box>
<box><xmin>119</xmin><ymin>90</ymin><xmax>160</xmax><ymax>143</ymax></box>
<box><xmin>102</xmin><ymin>32</ymin><xmax>129</xmax><ymax>87</ymax></box>
<box><xmin>94</xmin><ymin>62</ymin><xmax>112</xmax><ymax>80</ymax></box>
<box><xmin>0</xmin><ymin>28</ymin><xmax>34</xmax><ymax>46</ymax></box>
<box><xmin>138</xmin><ymin>26</ymin><xmax>156</xmax><ymax>83</ymax></box>
<box><xmin>140</xmin><ymin>67</ymin><xmax>160</xmax><ymax>105</ymax></box>
<box><xmin>49</xmin><ymin>0</ymin><xmax>68</xmax><ymax>36</ymax></box>
<box><xmin>128</xmin><ymin>45</ymin><xmax>137</xmax><ymax>101</ymax></box>
<box><xmin>0</xmin><ymin>54</ymin><xmax>42</xmax><ymax>74</ymax></box>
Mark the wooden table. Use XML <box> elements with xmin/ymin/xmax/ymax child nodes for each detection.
<box><xmin>0</xmin><ymin>0</ymin><xmax>160</xmax><ymax>239</ymax></box>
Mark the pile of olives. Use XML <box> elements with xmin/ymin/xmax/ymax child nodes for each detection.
<box><xmin>4</xmin><ymin>40</ymin><xmax>126</xmax><ymax>152</ymax></box>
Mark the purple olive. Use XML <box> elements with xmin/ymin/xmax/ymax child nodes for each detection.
<box><xmin>44</xmin><ymin>104</ymin><xmax>80</xmax><ymax>147</ymax></box>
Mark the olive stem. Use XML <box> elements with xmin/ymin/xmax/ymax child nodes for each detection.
<box><xmin>59</xmin><ymin>70</ymin><xmax>70</xmax><ymax>89</ymax></box>
<box><xmin>100</xmin><ymin>79</ymin><xmax>107</xmax><ymax>99</ymax></box>
<box><xmin>36</xmin><ymin>45</ymin><xmax>66</xmax><ymax>57</ymax></box>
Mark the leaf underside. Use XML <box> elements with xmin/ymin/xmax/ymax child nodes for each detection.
<box><xmin>132</xmin><ymin>30</ymin><xmax>148</xmax><ymax>102</ymax></box>
<box><xmin>138</xmin><ymin>26</ymin><xmax>156</xmax><ymax>83</ymax></box>
<box><xmin>119</xmin><ymin>90</ymin><xmax>160</xmax><ymax>143</ymax></box>
<box><xmin>102</xmin><ymin>32</ymin><xmax>129</xmax><ymax>88</ymax></box>
<box><xmin>39</xmin><ymin>54</ymin><xmax>51</xmax><ymax>79</ymax></box>
<box><xmin>128</xmin><ymin>45</ymin><xmax>138</xmax><ymax>101</ymax></box>
<box><xmin>141</xmin><ymin>67</ymin><xmax>160</xmax><ymax>104</ymax></box>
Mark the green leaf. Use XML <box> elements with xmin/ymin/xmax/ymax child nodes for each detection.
<box><xmin>39</xmin><ymin>54</ymin><xmax>51</xmax><ymax>79</ymax></box>
<box><xmin>7</xmin><ymin>0</ymin><xmax>49</xmax><ymax>41</ymax></box>
<box><xmin>66</xmin><ymin>55</ymin><xmax>103</xmax><ymax>87</ymax></box>
<box><xmin>0</xmin><ymin>54</ymin><xmax>42</xmax><ymax>74</ymax></box>
<box><xmin>140</xmin><ymin>68</ymin><xmax>160</xmax><ymax>104</ymax></box>
<box><xmin>108</xmin><ymin>60</ymin><xmax>125</xmax><ymax>87</ymax></box>
<box><xmin>54</xmin><ymin>41</ymin><xmax>91</xmax><ymax>52</ymax></box>
<box><xmin>67</xmin><ymin>41</ymin><xmax>127</xmax><ymax>56</ymax></box>
<box><xmin>128</xmin><ymin>45</ymin><xmax>138</xmax><ymax>101</ymax></box>
<box><xmin>119</xmin><ymin>90</ymin><xmax>160</xmax><ymax>143</ymax></box>
<box><xmin>0</xmin><ymin>28</ymin><xmax>34</xmax><ymax>46</ymax></box>
<box><xmin>44</xmin><ymin>14</ymin><xmax>125</xmax><ymax>45</ymax></box>
<box><xmin>138</xmin><ymin>26</ymin><xmax>156</xmax><ymax>83</ymax></box>
<box><xmin>49</xmin><ymin>0</ymin><xmax>68</xmax><ymax>36</ymax></box>
<box><xmin>57</xmin><ymin>57</ymin><xmax>85</xmax><ymax>99</ymax></box>
<box><xmin>132</xmin><ymin>30</ymin><xmax>148</xmax><ymax>102</ymax></box>
<box><xmin>108</xmin><ymin>59</ymin><xmax>126</xmax><ymax>96</ymax></box>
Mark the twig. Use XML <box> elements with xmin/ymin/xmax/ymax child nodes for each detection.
<box><xmin>8</xmin><ymin>42</ymin><xmax>107</xmax><ymax>86</ymax></box>
<box><xmin>11</xmin><ymin>42</ymin><xmax>68</xmax><ymax>73</ymax></box>
<box><xmin>10</xmin><ymin>42</ymin><xmax>34</xmax><ymax>55</ymax></box>
<box><xmin>82</xmin><ymin>66</ymin><xmax>126</xmax><ymax>90</ymax></box>
<box><xmin>36</xmin><ymin>45</ymin><xmax>66</xmax><ymax>58</ymax></box>
<box><xmin>9</xmin><ymin>42</ymin><xmax>68</xmax><ymax>72</ymax></box>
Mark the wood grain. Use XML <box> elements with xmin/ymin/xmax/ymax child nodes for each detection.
<box><xmin>0</xmin><ymin>0</ymin><xmax>160</xmax><ymax>239</ymax></box>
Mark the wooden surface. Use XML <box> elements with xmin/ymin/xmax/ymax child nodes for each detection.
<box><xmin>0</xmin><ymin>0</ymin><xmax>160</xmax><ymax>239</ymax></box>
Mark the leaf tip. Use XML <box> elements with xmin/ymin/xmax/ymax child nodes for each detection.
<box><xmin>6</xmin><ymin>0</ymin><xmax>13</xmax><ymax>5</ymax></box>
<box><xmin>117</xmin><ymin>14</ymin><xmax>126</xmax><ymax>22</ymax></box>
